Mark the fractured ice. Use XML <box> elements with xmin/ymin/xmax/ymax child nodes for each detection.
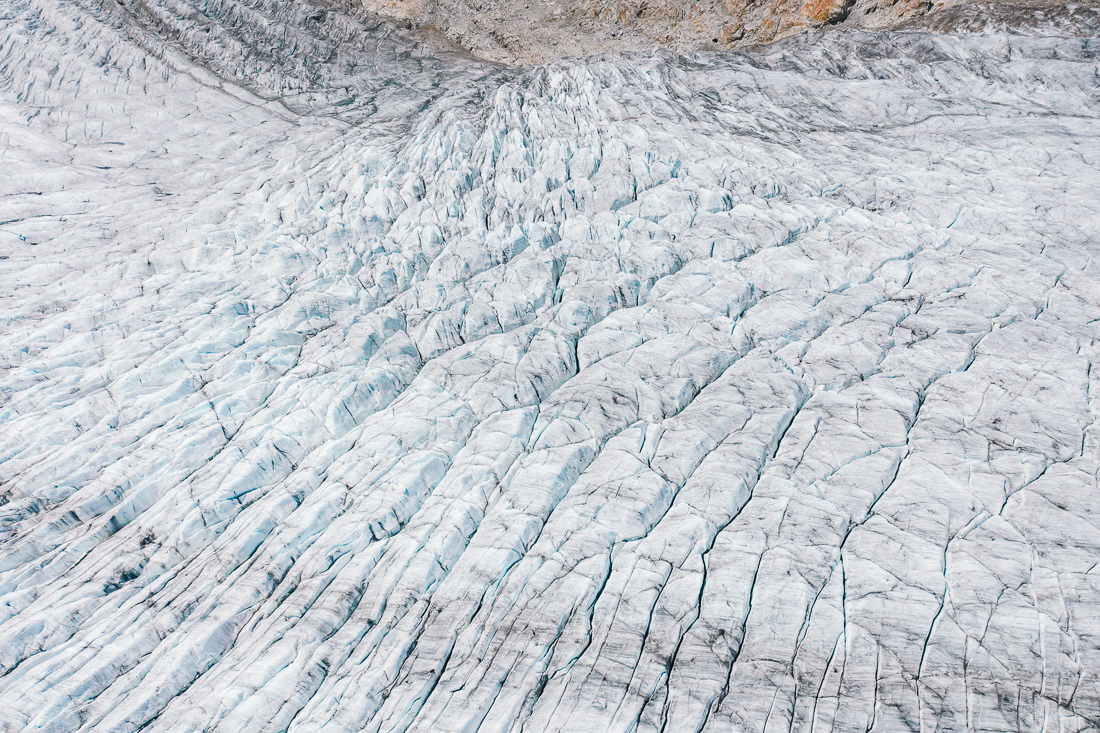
<box><xmin>1</xmin><ymin>0</ymin><xmax>1099</xmax><ymax>729</ymax></box>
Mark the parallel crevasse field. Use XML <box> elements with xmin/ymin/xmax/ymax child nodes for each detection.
<box><xmin>1</xmin><ymin>0</ymin><xmax>1100</xmax><ymax>729</ymax></box>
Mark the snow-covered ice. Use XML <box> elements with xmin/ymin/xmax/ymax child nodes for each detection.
<box><xmin>1</xmin><ymin>0</ymin><xmax>1099</xmax><ymax>729</ymax></box>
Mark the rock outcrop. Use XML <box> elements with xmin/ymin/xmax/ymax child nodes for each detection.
<box><xmin>364</xmin><ymin>0</ymin><xmax>1100</xmax><ymax>62</ymax></box>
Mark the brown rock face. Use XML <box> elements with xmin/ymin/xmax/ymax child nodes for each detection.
<box><xmin>366</xmin><ymin>0</ymin><xmax>1097</xmax><ymax>63</ymax></box>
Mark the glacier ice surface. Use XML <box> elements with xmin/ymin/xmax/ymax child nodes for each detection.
<box><xmin>1</xmin><ymin>0</ymin><xmax>1099</xmax><ymax>729</ymax></box>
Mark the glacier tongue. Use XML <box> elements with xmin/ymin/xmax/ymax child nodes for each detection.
<box><xmin>1</xmin><ymin>0</ymin><xmax>1100</xmax><ymax>729</ymax></box>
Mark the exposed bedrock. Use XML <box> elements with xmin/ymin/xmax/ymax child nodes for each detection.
<box><xmin>362</xmin><ymin>0</ymin><xmax>1100</xmax><ymax>62</ymax></box>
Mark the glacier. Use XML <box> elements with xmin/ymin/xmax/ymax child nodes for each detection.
<box><xmin>1</xmin><ymin>0</ymin><xmax>1099</xmax><ymax>729</ymax></box>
